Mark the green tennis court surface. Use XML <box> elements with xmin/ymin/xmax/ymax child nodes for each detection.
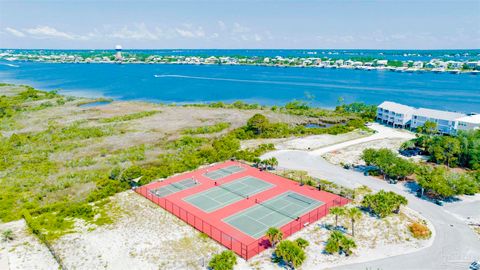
<box><xmin>203</xmin><ymin>165</ymin><xmax>245</xmax><ymax>180</ymax></box>
<box><xmin>150</xmin><ymin>178</ymin><xmax>198</xmax><ymax>198</ymax></box>
<box><xmin>184</xmin><ymin>177</ymin><xmax>274</xmax><ymax>212</ymax></box>
<box><xmin>223</xmin><ymin>191</ymin><xmax>323</xmax><ymax>238</ymax></box>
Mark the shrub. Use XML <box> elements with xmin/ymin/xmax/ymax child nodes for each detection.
<box><xmin>274</xmin><ymin>240</ymin><xmax>306</xmax><ymax>268</ymax></box>
<box><xmin>361</xmin><ymin>190</ymin><xmax>407</xmax><ymax>218</ymax></box>
<box><xmin>208</xmin><ymin>250</ymin><xmax>237</xmax><ymax>270</ymax></box>
<box><xmin>324</xmin><ymin>231</ymin><xmax>356</xmax><ymax>256</ymax></box>
<box><xmin>2</xmin><ymin>229</ymin><xmax>14</xmax><ymax>242</ymax></box>
<box><xmin>408</xmin><ymin>222</ymin><xmax>431</xmax><ymax>239</ymax></box>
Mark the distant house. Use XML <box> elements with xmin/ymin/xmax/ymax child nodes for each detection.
<box><xmin>376</xmin><ymin>60</ymin><xmax>388</xmax><ymax>67</ymax></box>
<box><xmin>456</xmin><ymin>114</ymin><xmax>480</xmax><ymax>132</ymax></box>
<box><xmin>413</xmin><ymin>61</ymin><xmax>424</xmax><ymax>68</ymax></box>
<box><xmin>410</xmin><ymin>108</ymin><xmax>466</xmax><ymax>135</ymax></box>
<box><xmin>377</xmin><ymin>101</ymin><xmax>416</xmax><ymax>128</ymax></box>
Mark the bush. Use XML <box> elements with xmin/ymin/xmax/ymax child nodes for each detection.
<box><xmin>324</xmin><ymin>231</ymin><xmax>356</xmax><ymax>256</ymax></box>
<box><xmin>408</xmin><ymin>222</ymin><xmax>431</xmax><ymax>239</ymax></box>
<box><xmin>208</xmin><ymin>251</ymin><xmax>237</xmax><ymax>270</ymax></box>
<box><xmin>361</xmin><ymin>190</ymin><xmax>407</xmax><ymax>218</ymax></box>
<box><xmin>182</xmin><ymin>122</ymin><xmax>230</xmax><ymax>135</ymax></box>
<box><xmin>2</xmin><ymin>229</ymin><xmax>14</xmax><ymax>242</ymax></box>
<box><xmin>274</xmin><ymin>240</ymin><xmax>306</xmax><ymax>268</ymax></box>
<box><xmin>362</xmin><ymin>148</ymin><xmax>416</xmax><ymax>180</ymax></box>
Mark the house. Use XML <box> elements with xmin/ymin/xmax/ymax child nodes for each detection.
<box><xmin>413</xmin><ymin>61</ymin><xmax>424</xmax><ymax>69</ymax></box>
<box><xmin>455</xmin><ymin>114</ymin><xmax>480</xmax><ymax>132</ymax></box>
<box><xmin>376</xmin><ymin>60</ymin><xmax>388</xmax><ymax>67</ymax></box>
<box><xmin>410</xmin><ymin>108</ymin><xmax>466</xmax><ymax>135</ymax></box>
<box><xmin>376</xmin><ymin>101</ymin><xmax>416</xmax><ymax>128</ymax></box>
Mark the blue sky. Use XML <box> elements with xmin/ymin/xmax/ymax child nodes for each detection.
<box><xmin>0</xmin><ymin>0</ymin><xmax>479</xmax><ymax>49</ymax></box>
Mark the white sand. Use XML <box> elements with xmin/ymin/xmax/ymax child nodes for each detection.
<box><xmin>0</xmin><ymin>220</ymin><xmax>59</xmax><ymax>270</ymax></box>
<box><xmin>53</xmin><ymin>191</ymin><xmax>226</xmax><ymax>270</ymax></box>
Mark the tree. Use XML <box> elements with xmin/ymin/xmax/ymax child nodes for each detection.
<box><xmin>294</xmin><ymin>238</ymin><xmax>309</xmax><ymax>249</ymax></box>
<box><xmin>346</xmin><ymin>207</ymin><xmax>362</xmax><ymax>237</ymax></box>
<box><xmin>208</xmin><ymin>251</ymin><xmax>237</xmax><ymax>270</ymax></box>
<box><xmin>275</xmin><ymin>240</ymin><xmax>306</xmax><ymax>269</ymax></box>
<box><xmin>247</xmin><ymin>114</ymin><xmax>270</xmax><ymax>135</ymax></box>
<box><xmin>361</xmin><ymin>190</ymin><xmax>407</xmax><ymax>218</ymax></box>
<box><xmin>266</xmin><ymin>227</ymin><xmax>283</xmax><ymax>247</ymax></box>
<box><xmin>417</xmin><ymin>121</ymin><xmax>438</xmax><ymax>135</ymax></box>
<box><xmin>329</xmin><ymin>206</ymin><xmax>345</xmax><ymax>228</ymax></box>
<box><xmin>324</xmin><ymin>231</ymin><xmax>357</xmax><ymax>256</ymax></box>
<box><xmin>361</xmin><ymin>148</ymin><xmax>416</xmax><ymax>180</ymax></box>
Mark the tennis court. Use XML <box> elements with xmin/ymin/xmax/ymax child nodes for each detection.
<box><xmin>150</xmin><ymin>178</ymin><xmax>198</xmax><ymax>198</ymax></box>
<box><xmin>184</xmin><ymin>176</ymin><xmax>274</xmax><ymax>212</ymax></box>
<box><xmin>223</xmin><ymin>191</ymin><xmax>323</xmax><ymax>238</ymax></box>
<box><xmin>203</xmin><ymin>165</ymin><xmax>245</xmax><ymax>180</ymax></box>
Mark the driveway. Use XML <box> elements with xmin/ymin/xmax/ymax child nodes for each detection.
<box><xmin>262</xmin><ymin>148</ymin><xmax>480</xmax><ymax>270</ymax></box>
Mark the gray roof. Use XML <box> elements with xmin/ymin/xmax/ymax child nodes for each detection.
<box><xmin>378</xmin><ymin>101</ymin><xmax>415</xmax><ymax>114</ymax></box>
<box><xmin>456</xmin><ymin>114</ymin><xmax>480</xmax><ymax>124</ymax></box>
<box><xmin>413</xmin><ymin>108</ymin><xmax>466</xmax><ymax>121</ymax></box>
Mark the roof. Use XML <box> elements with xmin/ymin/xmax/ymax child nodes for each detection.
<box><xmin>456</xmin><ymin>114</ymin><xmax>480</xmax><ymax>124</ymax></box>
<box><xmin>378</xmin><ymin>101</ymin><xmax>415</xmax><ymax>113</ymax></box>
<box><xmin>413</xmin><ymin>108</ymin><xmax>466</xmax><ymax>121</ymax></box>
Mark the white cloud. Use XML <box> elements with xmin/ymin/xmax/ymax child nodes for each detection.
<box><xmin>218</xmin><ymin>21</ymin><xmax>227</xmax><ymax>31</ymax></box>
<box><xmin>5</xmin><ymin>27</ymin><xmax>25</xmax><ymax>37</ymax></box>
<box><xmin>108</xmin><ymin>23</ymin><xmax>159</xmax><ymax>40</ymax></box>
<box><xmin>175</xmin><ymin>25</ymin><xmax>206</xmax><ymax>38</ymax></box>
<box><xmin>24</xmin><ymin>26</ymin><xmax>82</xmax><ymax>40</ymax></box>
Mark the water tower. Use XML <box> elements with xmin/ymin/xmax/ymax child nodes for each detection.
<box><xmin>115</xmin><ymin>45</ymin><xmax>123</xmax><ymax>61</ymax></box>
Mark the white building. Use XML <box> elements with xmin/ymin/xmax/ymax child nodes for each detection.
<box><xmin>456</xmin><ymin>114</ymin><xmax>480</xmax><ymax>132</ymax></box>
<box><xmin>410</xmin><ymin>108</ymin><xmax>466</xmax><ymax>135</ymax></box>
<box><xmin>376</xmin><ymin>60</ymin><xmax>388</xmax><ymax>67</ymax></box>
<box><xmin>377</xmin><ymin>101</ymin><xmax>416</xmax><ymax>128</ymax></box>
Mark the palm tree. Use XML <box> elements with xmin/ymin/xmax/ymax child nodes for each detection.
<box><xmin>329</xmin><ymin>206</ymin><xmax>345</xmax><ymax>228</ymax></box>
<box><xmin>269</xmin><ymin>157</ymin><xmax>278</xmax><ymax>169</ymax></box>
<box><xmin>266</xmin><ymin>227</ymin><xmax>283</xmax><ymax>247</ymax></box>
<box><xmin>346</xmin><ymin>207</ymin><xmax>362</xmax><ymax>237</ymax></box>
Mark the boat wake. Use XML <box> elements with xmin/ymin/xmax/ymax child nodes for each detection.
<box><xmin>0</xmin><ymin>63</ymin><xmax>20</xmax><ymax>68</ymax></box>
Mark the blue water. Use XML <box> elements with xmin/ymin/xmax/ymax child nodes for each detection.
<box><xmin>0</xmin><ymin>61</ymin><xmax>479</xmax><ymax>113</ymax></box>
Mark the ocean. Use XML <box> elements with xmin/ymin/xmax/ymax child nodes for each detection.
<box><xmin>0</xmin><ymin>58</ymin><xmax>479</xmax><ymax>113</ymax></box>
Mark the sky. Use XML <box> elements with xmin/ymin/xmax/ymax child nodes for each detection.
<box><xmin>0</xmin><ymin>0</ymin><xmax>479</xmax><ymax>49</ymax></box>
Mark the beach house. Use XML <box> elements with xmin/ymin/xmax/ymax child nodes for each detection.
<box><xmin>376</xmin><ymin>101</ymin><xmax>416</xmax><ymax>128</ymax></box>
<box><xmin>410</xmin><ymin>108</ymin><xmax>466</xmax><ymax>135</ymax></box>
<box><xmin>455</xmin><ymin>114</ymin><xmax>480</xmax><ymax>131</ymax></box>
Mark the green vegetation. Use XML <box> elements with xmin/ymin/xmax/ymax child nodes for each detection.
<box><xmin>208</xmin><ymin>250</ymin><xmax>237</xmax><ymax>270</ymax></box>
<box><xmin>182</xmin><ymin>122</ymin><xmax>230</xmax><ymax>135</ymax></box>
<box><xmin>232</xmin><ymin>113</ymin><xmax>365</xmax><ymax>140</ymax></box>
<box><xmin>324</xmin><ymin>231</ymin><xmax>356</xmax><ymax>256</ymax></box>
<box><xmin>266</xmin><ymin>227</ymin><xmax>283</xmax><ymax>247</ymax></box>
<box><xmin>361</xmin><ymin>190</ymin><xmax>407</xmax><ymax>218</ymax></box>
<box><xmin>329</xmin><ymin>206</ymin><xmax>345</xmax><ymax>228</ymax></box>
<box><xmin>2</xmin><ymin>229</ymin><xmax>14</xmax><ymax>242</ymax></box>
<box><xmin>416</xmin><ymin>121</ymin><xmax>438</xmax><ymax>135</ymax></box>
<box><xmin>274</xmin><ymin>239</ymin><xmax>307</xmax><ymax>269</ymax></box>
<box><xmin>416</xmin><ymin>166</ymin><xmax>479</xmax><ymax>198</ymax></box>
<box><xmin>410</xmin><ymin>130</ymin><xmax>480</xmax><ymax>169</ymax></box>
<box><xmin>362</xmin><ymin>148</ymin><xmax>416</xmax><ymax>180</ymax></box>
<box><xmin>99</xmin><ymin>110</ymin><xmax>159</xmax><ymax>123</ymax></box>
<box><xmin>346</xmin><ymin>207</ymin><xmax>362</xmax><ymax>237</ymax></box>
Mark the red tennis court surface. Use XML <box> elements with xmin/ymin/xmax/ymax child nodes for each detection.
<box><xmin>135</xmin><ymin>160</ymin><xmax>349</xmax><ymax>260</ymax></box>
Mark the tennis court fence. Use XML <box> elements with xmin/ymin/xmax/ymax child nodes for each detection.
<box><xmin>135</xmin><ymin>185</ymin><xmax>349</xmax><ymax>260</ymax></box>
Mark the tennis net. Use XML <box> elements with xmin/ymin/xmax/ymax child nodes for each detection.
<box><xmin>256</xmin><ymin>200</ymin><xmax>298</xmax><ymax>220</ymax></box>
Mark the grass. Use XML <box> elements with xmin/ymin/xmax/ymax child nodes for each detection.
<box><xmin>99</xmin><ymin>110</ymin><xmax>159</xmax><ymax>123</ymax></box>
<box><xmin>182</xmin><ymin>122</ymin><xmax>231</xmax><ymax>135</ymax></box>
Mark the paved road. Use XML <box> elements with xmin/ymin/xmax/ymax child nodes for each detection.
<box><xmin>262</xmin><ymin>150</ymin><xmax>480</xmax><ymax>270</ymax></box>
<box><xmin>309</xmin><ymin>123</ymin><xmax>415</xmax><ymax>155</ymax></box>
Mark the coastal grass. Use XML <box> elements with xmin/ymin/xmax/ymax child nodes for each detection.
<box><xmin>182</xmin><ymin>122</ymin><xmax>231</xmax><ymax>135</ymax></box>
<box><xmin>99</xmin><ymin>110</ymin><xmax>159</xmax><ymax>123</ymax></box>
